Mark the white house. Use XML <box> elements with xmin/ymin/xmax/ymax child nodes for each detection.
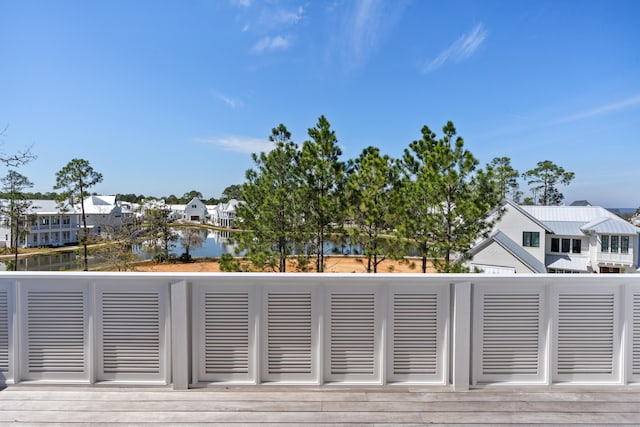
<box><xmin>183</xmin><ymin>197</ymin><xmax>208</xmax><ymax>222</ymax></box>
<box><xmin>0</xmin><ymin>195</ymin><xmax>134</xmax><ymax>248</ymax></box>
<box><xmin>466</xmin><ymin>200</ymin><xmax>640</xmax><ymax>274</ymax></box>
<box><xmin>80</xmin><ymin>195</ymin><xmax>126</xmax><ymax>235</ymax></box>
<box><xmin>209</xmin><ymin>199</ymin><xmax>239</xmax><ymax>228</ymax></box>
<box><xmin>0</xmin><ymin>199</ymin><xmax>80</xmax><ymax>248</ymax></box>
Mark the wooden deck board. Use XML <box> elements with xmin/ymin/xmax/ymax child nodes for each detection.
<box><xmin>1</xmin><ymin>386</ymin><xmax>640</xmax><ymax>425</ymax></box>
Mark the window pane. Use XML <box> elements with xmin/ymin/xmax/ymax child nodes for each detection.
<box><xmin>532</xmin><ymin>232</ymin><xmax>540</xmax><ymax>247</ymax></box>
<box><xmin>621</xmin><ymin>236</ymin><xmax>629</xmax><ymax>254</ymax></box>
<box><xmin>601</xmin><ymin>235</ymin><xmax>609</xmax><ymax>252</ymax></box>
<box><xmin>561</xmin><ymin>238</ymin><xmax>570</xmax><ymax>253</ymax></box>
<box><xmin>611</xmin><ymin>236</ymin><xmax>619</xmax><ymax>252</ymax></box>
<box><xmin>551</xmin><ymin>238</ymin><xmax>560</xmax><ymax>252</ymax></box>
<box><xmin>523</xmin><ymin>232</ymin><xmax>531</xmax><ymax>247</ymax></box>
<box><xmin>572</xmin><ymin>239</ymin><xmax>581</xmax><ymax>254</ymax></box>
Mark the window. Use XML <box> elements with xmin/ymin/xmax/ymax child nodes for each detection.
<box><xmin>523</xmin><ymin>231</ymin><xmax>540</xmax><ymax>247</ymax></box>
<box><xmin>192</xmin><ymin>204</ymin><xmax>197</xmax><ymax>208</ymax></box>
<box><xmin>41</xmin><ymin>217</ymin><xmax>49</xmax><ymax>225</ymax></box>
<box><xmin>601</xmin><ymin>235</ymin><xmax>609</xmax><ymax>252</ymax></box>
<box><xmin>611</xmin><ymin>236</ymin><xmax>619</xmax><ymax>253</ymax></box>
<box><xmin>561</xmin><ymin>238</ymin><xmax>570</xmax><ymax>253</ymax></box>
<box><xmin>572</xmin><ymin>239</ymin><xmax>582</xmax><ymax>254</ymax></box>
<box><xmin>621</xmin><ymin>236</ymin><xmax>629</xmax><ymax>254</ymax></box>
<box><xmin>52</xmin><ymin>216</ymin><xmax>60</xmax><ymax>225</ymax></box>
<box><xmin>62</xmin><ymin>216</ymin><xmax>70</xmax><ymax>225</ymax></box>
<box><xmin>551</xmin><ymin>238</ymin><xmax>560</xmax><ymax>252</ymax></box>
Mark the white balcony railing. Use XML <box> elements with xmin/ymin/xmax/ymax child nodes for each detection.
<box><xmin>598</xmin><ymin>250</ymin><xmax>634</xmax><ymax>265</ymax></box>
<box><xmin>1</xmin><ymin>273</ymin><xmax>639</xmax><ymax>390</ymax></box>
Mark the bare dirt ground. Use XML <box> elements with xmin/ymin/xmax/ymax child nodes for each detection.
<box><xmin>132</xmin><ymin>256</ymin><xmax>433</xmax><ymax>273</ymax></box>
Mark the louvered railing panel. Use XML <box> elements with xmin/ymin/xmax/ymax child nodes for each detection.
<box><xmin>203</xmin><ymin>291</ymin><xmax>251</xmax><ymax>379</ymax></box>
<box><xmin>266</xmin><ymin>292</ymin><xmax>313</xmax><ymax>377</ymax></box>
<box><xmin>555</xmin><ymin>292</ymin><xmax>616</xmax><ymax>380</ymax></box>
<box><xmin>392</xmin><ymin>293</ymin><xmax>438</xmax><ymax>377</ymax></box>
<box><xmin>633</xmin><ymin>293</ymin><xmax>640</xmax><ymax>378</ymax></box>
<box><xmin>99</xmin><ymin>291</ymin><xmax>162</xmax><ymax>379</ymax></box>
<box><xmin>328</xmin><ymin>291</ymin><xmax>378</xmax><ymax>381</ymax></box>
<box><xmin>482</xmin><ymin>293</ymin><xmax>541</xmax><ymax>376</ymax></box>
<box><xmin>0</xmin><ymin>289</ymin><xmax>8</xmax><ymax>373</ymax></box>
<box><xmin>25</xmin><ymin>290</ymin><xmax>86</xmax><ymax>379</ymax></box>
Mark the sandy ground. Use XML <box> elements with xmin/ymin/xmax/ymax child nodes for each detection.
<box><xmin>132</xmin><ymin>256</ymin><xmax>433</xmax><ymax>273</ymax></box>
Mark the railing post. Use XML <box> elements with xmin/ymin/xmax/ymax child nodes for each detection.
<box><xmin>452</xmin><ymin>281</ymin><xmax>471</xmax><ymax>391</ymax></box>
<box><xmin>171</xmin><ymin>280</ymin><xmax>190</xmax><ymax>390</ymax></box>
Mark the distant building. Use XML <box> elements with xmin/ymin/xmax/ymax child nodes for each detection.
<box><xmin>0</xmin><ymin>195</ymin><xmax>131</xmax><ymax>248</ymax></box>
<box><xmin>209</xmin><ymin>199</ymin><xmax>239</xmax><ymax>228</ymax></box>
<box><xmin>466</xmin><ymin>200</ymin><xmax>640</xmax><ymax>274</ymax></box>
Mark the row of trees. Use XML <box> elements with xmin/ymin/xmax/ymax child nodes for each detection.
<box><xmin>117</xmin><ymin>185</ymin><xmax>243</xmax><ymax>205</ymax></box>
<box><xmin>236</xmin><ymin>116</ymin><xmax>576</xmax><ymax>273</ymax></box>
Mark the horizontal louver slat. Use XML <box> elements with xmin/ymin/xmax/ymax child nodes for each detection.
<box><xmin>205</xmin><ymin>292</ymin><xmax>249</xmax><ymax>374</ymax></box>
<box><xmin>101</xmin><ymin>292</ymin><xmax>161</xmax><ymax>374</ymax></box>
<box><xmin>27</xmin><ymin>290</ymin><xmax>85</xmax><ymax>373</ymax></box>
<box><xmin>482</xmin><ymin>293</ymin><xmax>540</xmax><ymax>375</ymax></box>
<box><xmin>331</xmin><ymin>293</ymin><xmax>375</xmax><ymax>375</ymax></box>
<box><xmin>393</xmin><ymin>293</ymin><xmax>438</xmax><ymax>375</ymax></box>
<box><xmin>557</xmin><ymin>293</ymin><xmax>614</xmax><ymax>375</ymax></box>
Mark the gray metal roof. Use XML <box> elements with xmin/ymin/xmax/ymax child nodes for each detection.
<box><xmin>541</xmin><ymin>221</ymin><xmax>585</xmax><ymax>236</ymax></box>
<box><xmin>581</xmin><ymin>217</ymin><xmax>640</xmax><ymax>235</ymax></box>
<box><xmin>545</xmin><ymin>254</ymin><xmax>590</xmax><ymax>272</ymax></box>
<box><xmin>0</xmin><ymin>199</ymin><xmax>77</xmax><ymax>214</ymax></box>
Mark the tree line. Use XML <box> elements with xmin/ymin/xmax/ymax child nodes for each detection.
<box><xmin>235</xmin><ymin>116</ymin><xmax>576</xmax><ymax>273</ymax></box>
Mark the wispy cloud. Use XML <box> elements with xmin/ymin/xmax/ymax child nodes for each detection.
<box><xmin>213</xmin><ymin>92</ymin><xmax>243</xmax><ymax>109</ymax></box>
<box><xmin>552</xmin><ymin>95</ymin><xmax>640</xmax><ymax>124</ymax></box>
<box><xmin>232</xmin><ymin>0</ymin><xmax>251</xmax><ymax>8</ymax></box>
<box><xmin>337</xmin><ymin>0</ymin><xmax>406</xmax><ymax>70</ymax></box>
<box><xmin>422</xmin><ymin>23</ymin><xmax>488</xmax><ymax>73</ymax></box>
<box><xmin>251</xmin><ymin>35</ymin><xmax>291</xmax><ymax>53</ymax></box>
<box><xmin>271</xmin><ymin>6</ymin><xmax>304</xmax><ymax>26</ymax></box>
<box><xmin>197</xmin><ymin>136</ymin><xmax>274</xmax><ymax>154</ymax></box>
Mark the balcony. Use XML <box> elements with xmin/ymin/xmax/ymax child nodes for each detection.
<box><xmin>1</xmin><ymin>273</ymin><xmax>639</xmax><ymax>389</ymax></box>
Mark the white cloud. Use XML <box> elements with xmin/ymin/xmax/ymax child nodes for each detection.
<box><xmin>213</xmin><ymin>92</ymin><xmax>243</xmax><ymax>109</ymax></box>
<box><xmin>233</xmin><ymin>0</ymin><xmax>251</xmax><ymax>8</ymax></box>
<box><xmin>272</xmin><ymin>6</ymin><xmax>304</xmax><ymax>25</ymax></box>
<box><xmin>338</xmin><ymin>0</ymin><xmax>405</xmax><ymax>70</ymax></box>
<box><xmin>552</xmin><ymin>94</ymin><xmax>640</xmax><ymax>124</ymax></box>
<box><xmin>197</xmin><ymin>136</ymin><xmax>274</xmax><ymax>154</ymax></box>
<box><xmin>251</xmin><ymin>35</ymin><xmax>291</xmax><ymax>53</ymax></box>
<box><xmin>423</xmin><ymin>23</ymin><xmax>488</xmax><ymax>73</ymax></box>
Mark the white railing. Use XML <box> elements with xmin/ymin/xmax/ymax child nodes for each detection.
<box><xmin>1</xmin><ymin>273</ymin><xmax>639</xmax><ymax>389</ymax></box>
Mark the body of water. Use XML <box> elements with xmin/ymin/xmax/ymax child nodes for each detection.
<box><xmin>5</xmin><ymin>229</ymin><xmax>414</xmax><ymax>271</ymax></box>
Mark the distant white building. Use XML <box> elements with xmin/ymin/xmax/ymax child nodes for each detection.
<box><xmin>80</xmin><ymin>195</ymin><xmax>126</xmax><ymax>235</ymax></box>
<box><xmin>466</xmin><ymin>200</ymin><xmax>640</xmax><ymax>274</ymax></box>
<box><xmin>209</xmin><ymin>199</ymin><xmax>239</xmax><ymax>228</ymax></box>
<box><xmin>0</xmin><ymin>195</ymin><xmax>133</xmax><ymax>248</ymax></box>
<box><xmin>183</xmin><ymin>197</ymin><xmax>208</xmax><ymax>222</ymax></box>
<box><xmin>0</xmin><ymin>199</ymin><xmax>80</xmax><ymax>248</ymax></box>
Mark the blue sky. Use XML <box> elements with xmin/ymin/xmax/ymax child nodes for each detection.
<box><xmin>1</xmin><ymin>0</ymin><xmax>639</xmax><ymax>207</ymax></box>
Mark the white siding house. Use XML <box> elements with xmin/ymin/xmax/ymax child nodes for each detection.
<box><xmin>0</xmin><ymin>200</ymin><xmax>80</xmax><ymax>248</ymax></box>
<box><xmin>209</xmin><ymin>199</ymin><xmax>239</xmax><ymax>228</ymax></box>
<box><xmin>183</xmin><ymin>198</ymin><xmax>208</xmax><ymax>223</ymax></box>
<box><xmin>467</xmin><ymin>200</ymin><xmax>640</xmax><ymax>274</ymax></box>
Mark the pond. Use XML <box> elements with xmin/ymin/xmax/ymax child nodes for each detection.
<box><xmin>4</xmin><ymin>229</ymin><xmax>416</xmax><ymax>271</ymax></box>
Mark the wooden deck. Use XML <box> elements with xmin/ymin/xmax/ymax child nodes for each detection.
<box><xmin>1</xmin><ymin>385</ymin><xmax>640</xmax><ymax>425</ymax></box>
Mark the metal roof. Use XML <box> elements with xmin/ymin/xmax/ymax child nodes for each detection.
<box><xmin>545</xmin><ymin>254</ymin><xmax>590</xmax><ymax>272</ymax></box>
<box><xmin>581</xmin><ymin>217</ymin><xmax>640</xmax><ymax>235</ymax></box>
<box><xmin>541</xmin><ymin>221</ymin><xmax>585</xmax><ymax>236</ymax></box>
